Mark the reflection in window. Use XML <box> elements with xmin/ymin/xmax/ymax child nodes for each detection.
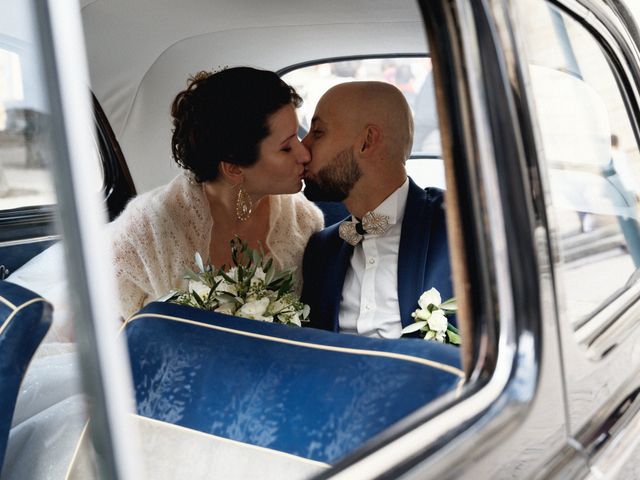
<box><xmin>0</xmin><ymin>46</ymin><xmax>56</xmax><ymax>210</ymax></box>
<box><xmin>519</xmin><ymin>2</ymin><xmax>640</xmax><ymax>328</ymax></box>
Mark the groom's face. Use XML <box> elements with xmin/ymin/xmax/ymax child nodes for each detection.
<box><xmin>303</xmin><ymin>146</ymin><xmax>362</xmax><ymax>202</ymax></box>
<box><xmin>302</xmin><ymin>90</ymin><xmax>363</xmax><ymax>202</ymax></box>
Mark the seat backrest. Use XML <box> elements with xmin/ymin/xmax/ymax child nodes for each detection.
<box><xmin>125</xmin><ymin>302</ymin><xmax>463</xmax><ymax>465</ymax></box>
<box><xmin>0</xmin><ymin>281</ymin><xmax>52</xmax><ymax>473</ymax></box>
<box><xmin>311</xmin><ymin>200</ymin><xmax>349</xmax><ymax>227</ymax></box>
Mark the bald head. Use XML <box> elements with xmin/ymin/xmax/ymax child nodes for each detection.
<box><xmin>318</xmin><ymin>81</ymin><xmax>414</xmax><ymax>161</ymax></box>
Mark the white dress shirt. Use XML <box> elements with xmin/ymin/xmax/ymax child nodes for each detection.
<box><xmin>339</xmin><ymin>179</ymin><xmax>410</xmax><ymax>338</ymax></box>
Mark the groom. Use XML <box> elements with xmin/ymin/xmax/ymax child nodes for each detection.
<box><xmin>301</xmin><ymin>81</ymin><xmax>453</xmax><ymax>338</ymax></box>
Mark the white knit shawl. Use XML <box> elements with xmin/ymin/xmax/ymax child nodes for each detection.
<box><xmin>109</xmin><ymin>174</ymin><xmax>324</xmax><ymax>319</ymax></box>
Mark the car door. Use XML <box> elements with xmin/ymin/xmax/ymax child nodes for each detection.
<box><xmin>513</xmin><ymin>0</ymin><xmax>640</xmax><ymax>477</ymax></box>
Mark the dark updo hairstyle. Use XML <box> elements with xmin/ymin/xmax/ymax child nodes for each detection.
<box><xmin>171</xmin><ymin>67</ymin><xmax>302</xmax><ymax>183</ymax></box>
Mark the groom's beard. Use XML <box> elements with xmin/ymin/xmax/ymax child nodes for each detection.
<box><xmin>304</xmin><ymin>147</ymin><xmax>362</xmax><ymax>202</ymax></box>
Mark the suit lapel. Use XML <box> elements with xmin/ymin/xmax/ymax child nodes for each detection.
<box><xmin>313</xmin><ymin>223</ymin><xmax>352</xmax><ymax>332</ymax></box>
<box><xmin>328</xmin><ymin>240</ymin><xmax>353</xmax><ymax>331</ymax></box>
<box><xmin>397</xmin><ymin>180</ymin><xmax>432</xmax><ymax>328</ymax></box>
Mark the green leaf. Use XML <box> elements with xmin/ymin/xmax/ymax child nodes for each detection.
<box><xmin>219</xmin><ymin>270</ymin><xmax>235</xmax><ymax>284</ymax></box>
<box><xmin>194</xmin><ymin>252</ymin><xmax>205</xmax><ymax>273</ymax></box>
<box><xmin>251</xmin><ymin>248</ymin><xmax>261</xmax><ymax>267</ymax></box>
<box><xmin>183</xmin><ymin>268</ymin><xmax>202</xmax><ymax>283</ymax></box>
<box><xmin>192</xmin><ymin>290</ymin><xmax>205</xmax><ymax>308</ymax></box>
<box><xmin>214</xmin><ymin>292</ymin><xmax>238</xmax><ymax>304</ymax></box>
<box><xmin>401</xmin><ymin>321</ymin><xmax>427</xmax><ymax>334</ymax></box>
<box><xmin>264</xmin><ymin>258</ymin><xmax>273</xmax><ymax>273</ymax></box>
<box><xmin>446</xmin><ymin>329</ymin><xmax>461</xmax><ymax>345</ymax></box>
<box><xmin>440</xmin><ymin>297</ymin><xmax>458</xmax><ymax>312</ymax></box>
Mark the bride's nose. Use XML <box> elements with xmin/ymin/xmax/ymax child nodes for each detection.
<box><xmin>294</xmin><ymin>139</ymin><xmax>311</xmax><ymax>165</ymax></box>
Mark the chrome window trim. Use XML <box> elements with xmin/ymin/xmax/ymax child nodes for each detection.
<box><xmin>33</xmin><ymin>0</ymin><xmax>142</xmax><ymax>478</ymax></box>
<box><xmin>0</xmin><ymin>234</ymin><xmax>59</xmax><ymax>248</ymax></box>
<box><xmin>277</xmin><ymin>53</ymin><xmax>431</xmax><ymax>77</ymax></box>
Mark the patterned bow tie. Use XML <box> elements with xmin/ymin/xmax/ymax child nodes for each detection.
<box><xmin>338</xmin><ymin>211</ymin><xmax>391</xmax><ymax>246</ymax></box>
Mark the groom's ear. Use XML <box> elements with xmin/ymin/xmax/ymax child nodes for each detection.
<box><xmin>219</xmin><ymin>161</ymin><xmax>244</xmax><ymax>183</ymax></box>
<box><xmin>359</xmin><ymin>124</ymin><xmax>381</xmax><ymax>156</ymax></box>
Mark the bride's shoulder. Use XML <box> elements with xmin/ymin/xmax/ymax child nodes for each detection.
<box><xmin>109</xmin><ymin>177</ymin><xmax>186</xmax><ymax>240</ymax></box>
<box><xmin>276</xmin><ymin>193</ymin><xmax>324</xmax><ymax>228</ymax></box>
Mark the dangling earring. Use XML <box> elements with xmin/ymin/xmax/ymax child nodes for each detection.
<box><xmin>236</xmin><ymin>185</ymin><xmax>253</xmax><ymax>221</ymax></box>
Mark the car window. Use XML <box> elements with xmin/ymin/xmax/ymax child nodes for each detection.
<box><xmin>0</xmin><ymin>43</ymin><xmax>103</xmax><ymax>212</ymax></box>
<box><xmin>519</xmin><ymin>2</ymin><xmax>640</xmax><ymax>337</ymax></box>
<box><xmin>0</xmin><ymin>44</ymin><xmax>56</xmax><ymax>209</ymax></box>
<box><xmin>282</xmin><ymin>57</ymin><xmax>445</xmax><ymax>189</ymax></box>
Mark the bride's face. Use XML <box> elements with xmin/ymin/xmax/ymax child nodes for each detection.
<box><xmin>242</xmin><ymin>104</ymin><xmax>310</xmax><ymax>197</ymax></box>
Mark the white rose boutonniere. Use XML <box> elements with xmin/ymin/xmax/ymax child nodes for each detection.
<box><xmin>167</xmin><ymin>237</ymin><xmax>309</xmax><ymax>327</ymax></box>
<box><xmin>401</xmin><ymin>288</ymin><xmax>461</xmax><ymax>345</ymax></box>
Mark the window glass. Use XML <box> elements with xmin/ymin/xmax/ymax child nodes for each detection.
<box><xmin>0</xmin><ymin>43</ymin><xmax>102</xmax><ymax>212</ymax></box>
<box><xmin>0</xmin><ymin>43</ymin><xmax>56</xmax><ymax>210</ymax></box>
<box><xmin>518</xmin><ymin>1</ymin><xmax>640</xmax><ymax>330</ymax></box>
<box><xmin>282</xmin><ymin>57</ymin><xmax>445</xmax><ymax>189</ymax></box>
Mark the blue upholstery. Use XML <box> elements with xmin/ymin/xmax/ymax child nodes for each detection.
<box><xmin>0</xmin><ymin>281</ymin><xmax>52</xmax><ymax>473</ymax></box>
<box><xmin>312</xmin><ymin>200</ymin><xmax>349</xmax><ymax>227</ymax></box>
<box><xmin>125</xmin><ymin>302</ymin><xmax>463</xmax><ymax>464</ymax></box>
<box><xmin>0</xmin><ymin>239</ymin><xmax>58</xmax><ymax>275</ymax></box>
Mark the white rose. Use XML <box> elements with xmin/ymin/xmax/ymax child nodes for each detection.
<box><xmin>189</xmin><ymin>280</ymin><xmax>211</xmax><ymax>300</ymax></box>
<box><xmin>215</xmin><ymin>302</ymin><xmax>237</xmax><ymax>315</ymax></box>
<box><xmin>216</xmin><ymin>278</ymin><xmax>238</xmax><ymax>296</ymax></box>
<box><xmin>251</xmin><ymin>267</ymin><xmax>266</xmax><ymax>287</ymax></box>
<box><xmin>237</xmin><ymin>297</ymin><xmax>270</xmax><ymax>318</ymax></box>
<box><xmin>418</xmin><ymin>288</ymin><xmax>441</xmax><ymax>310</ymax></box>
<box><xmin>268</xmin><ymin>298</ymin><xmax>287</xmax><ymax>314</ymax></box>
<box><xmin>226</xmin><ymin>267</ymin><xmax>238</xmax><ymax>281</ymax></box>
<box><xmin>427</xmin><ymin>309</ymin><xmax>448</xmax><ymax>333</ymax></box>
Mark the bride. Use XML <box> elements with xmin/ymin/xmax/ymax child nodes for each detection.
<box><xmin>3</xmin><ymin>67</ymin><xmax>323</xmax><ymax>479</ymax></box>
<box><xmin>110</xmin><ymin>66</ymin><xmax>324</xmax><ymax>319</ymax></box>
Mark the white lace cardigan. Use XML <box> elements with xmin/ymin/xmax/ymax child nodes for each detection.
<box><xmin>109</xmin><ymin>174</ymin><xmax>324</xmax><ymax>319</ymax></box>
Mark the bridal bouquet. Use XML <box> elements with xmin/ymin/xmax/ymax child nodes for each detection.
<box><xmin>169</xmin><ymin>238</ymin><xmax>309</xmax><ymax>326</ymax></box>
<box><xmin>401</xmin><ymin>288</ymin><xmax>460</xmax><ymax>345</ymax></box>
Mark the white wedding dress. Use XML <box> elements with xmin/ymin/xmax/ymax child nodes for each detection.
<box><xmin>3</xmin><ymin>244</ymin><xmax>327</xmax><ymax>480</ymax></box>
<box><xmin>3</xmin><ymin>244</ymin><xmax>88</xmax><ymax>480</ymax></box>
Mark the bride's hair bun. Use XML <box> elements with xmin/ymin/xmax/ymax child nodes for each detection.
<box><xmin>170</xmin><ymin>67</ymin><xmax>302</xmax><ymax>183</ymax></box>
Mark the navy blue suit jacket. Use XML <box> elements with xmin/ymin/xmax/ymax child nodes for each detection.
<box><xmin>301</xmin><ymin>178</ymin><xmax>454</xmax><ymax>332</ymax></box>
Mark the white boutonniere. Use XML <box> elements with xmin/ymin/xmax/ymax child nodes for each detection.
<box><xmin>168</xmin><ymin>237</ymin><xmax>309</xmax><ymax>327</ymax></box>
<box><xmin>401</xmin><ymin>288</ymin><xmax>460</xmax><ymax>345</ymax></box>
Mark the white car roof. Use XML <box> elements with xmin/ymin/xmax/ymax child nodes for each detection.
<box><xmin>81</xmin><ymin>0</ymin><xmax>429</xmax><ymax>192</ymax></box>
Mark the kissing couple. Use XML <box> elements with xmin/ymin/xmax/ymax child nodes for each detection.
<box><xmin>110</xmin><ymin>66</ymin><xmax>453</xmax><ymax>338</ymax></box>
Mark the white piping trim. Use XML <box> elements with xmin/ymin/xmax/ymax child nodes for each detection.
<box><xmin>0</xmin><ymin>295</ymin><xmax>17</xmax><ymax>310</ymax></box>
<box><xmin>127</xmin><ymin>312</ymin><xmax>465</xmax><ymax>377</ymax></box>
<box><xmin>0</xmin><ymin>297</ymin><xmax>47</xmax><ymax>336</ymax></box>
